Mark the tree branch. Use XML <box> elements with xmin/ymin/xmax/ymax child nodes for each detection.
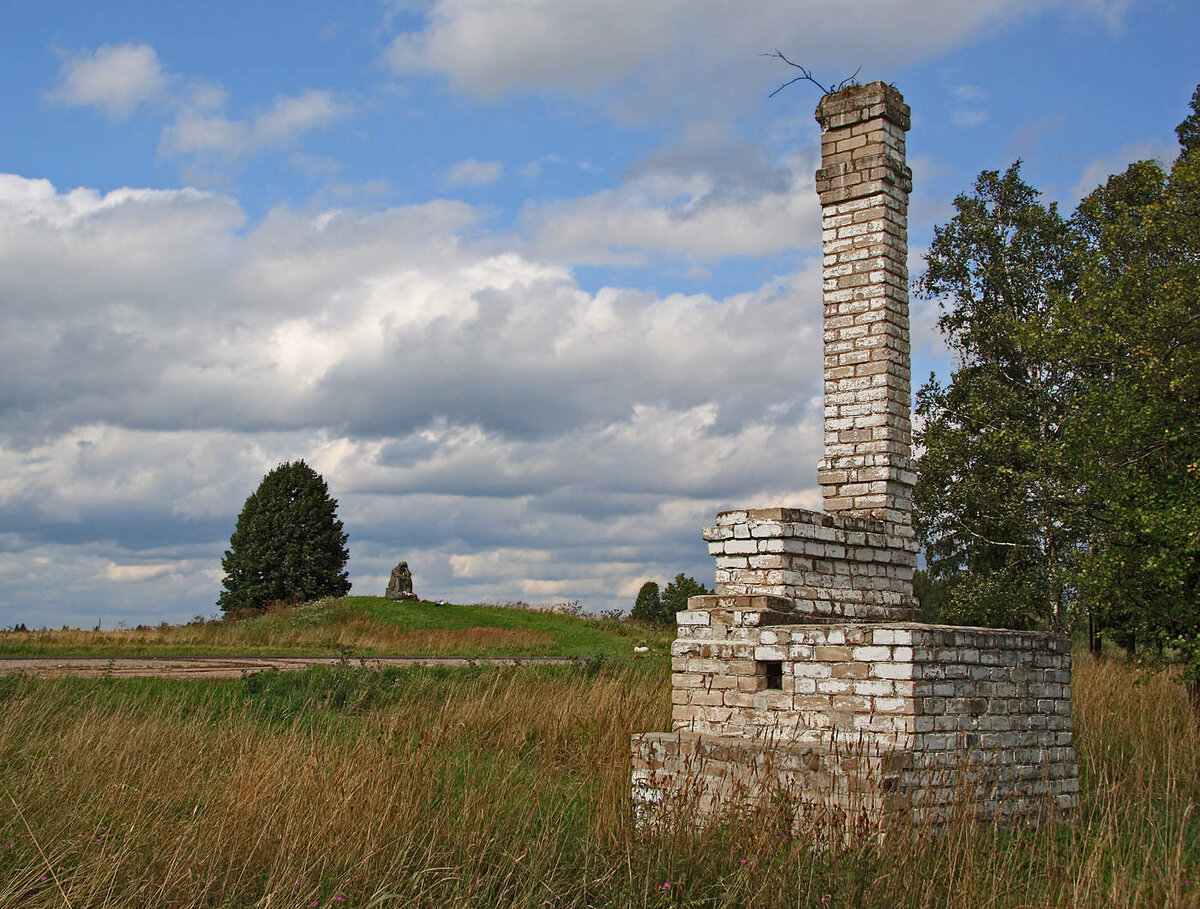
<box><xmin>762</xmin><ymin>51</ymin><xmax>860</xmax><ymax>98</ymax></box>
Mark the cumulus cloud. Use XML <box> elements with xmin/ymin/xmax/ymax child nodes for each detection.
<box><xmin>45</xmin><ymin>42</ymin><xmax>347</xmax><ymax>172</ymax></box>
<box><xmin>49</xmin><ymin>42</ymin><xmax>168</xmax><ymax>119</ymax></box>
<box><xmin>0</xmin><ymin>171</ymin><xmax>827</xmax><ymax>626</ymax></box>
<box><xmin>446</xmin><ymin>159</ymin><xmax>504</xmax><ymax>186</ymax></box>
<box><xmin>383</xmin><ymin>0</ymin><xmax>1126</xmax><ymax>115</ymax></box>
<box><xmin>525</xmin><ymin>127</ymin><xmax>819</xmax><ymax>263</ymax></box>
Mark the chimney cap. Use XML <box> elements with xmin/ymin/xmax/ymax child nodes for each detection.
<box><xmin>815</xmin><ymin>81</ymin><xmax>910</xmax><ymax>132</ymax></box>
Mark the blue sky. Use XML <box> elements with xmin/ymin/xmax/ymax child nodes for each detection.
<box><xmin>1</xmin><ymin>0</ymin><xmax>1197</xmax><ymax>627</ymax></box>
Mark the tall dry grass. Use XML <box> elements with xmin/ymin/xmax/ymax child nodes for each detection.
<box><xmin>0</xmin><ymin>655</ymin><xmax>1197</xmax><ymax>908</ymax></box>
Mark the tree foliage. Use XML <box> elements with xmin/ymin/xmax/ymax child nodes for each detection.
<box><xmin>1064</xmin><ymin>93</ymin><xmax>1200</xmax><ymax>668</ymax></box>
<box><xmin>630</xmin><ymin>581</ymin><xmax>662</xmax><ymax>623</ymax></box>
<box><xmin>916</xmin><ymin>86</ymin><xmax>1200</xmax><ymax>681</ymax></box>
<box><xmin>914</xmin><ymin>163</ymin><xmax>1079</xmax><ymax>630</ymax></box>
<box><xmin>630</xmin><ymin>574</ymin><xmax>712</xmax><ymax>625</ymax></box>
<box><xmin>662</xmin><ymin>573</ymin><xmax>713</xmax><ymax>617</ymax></box>
<box><xmin>218</xmin><ymin>461</ymin><xmax>351</xmax><ymax>615</ymax></box>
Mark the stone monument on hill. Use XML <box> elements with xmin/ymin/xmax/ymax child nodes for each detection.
<box><xmin>631</xmin><ymin>82</ymin><xmax>1078</xmax><ymax>828</ymax></box>
<box><xmin>384</xmin><ymin>561</ymin><xmax>418</xmax><ymax>601</ymax></box>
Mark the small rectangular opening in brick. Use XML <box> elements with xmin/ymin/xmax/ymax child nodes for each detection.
<box><xmin>758</xmin><ymin>660</ymin><xmax>783</xmax><ymax>690</ymax></box>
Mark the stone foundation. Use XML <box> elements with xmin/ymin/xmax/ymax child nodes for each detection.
<box><xmin>632</xmin><ymin>598</ymin><xmax>1078</xmax><ymax>826</ymax></box>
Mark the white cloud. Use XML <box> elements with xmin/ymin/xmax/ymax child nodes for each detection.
<box><xmin>46</xmin><ymin>43</ymin><xmax>348</xmax><ymax>172</ymax></box>
<box><xmin>1070</xmin><ymin>139</ymin><xmax>1179</xmax><ymax>200</ymax></box>
<box><xmin>383</xmin><ymin>0</ymin><xmax>1126</xmax><ymax>116</ymax></box>
<box><xmin>524</xmin><ymin>128</ymin><xmax>819</xmax><ymax>262</ymax></box>
<box><xmin>446</xmin><ymin>158</ymin><xmax>504</xmax><ymax>186</ymax></box>
<box><xmin>951</xmin><ymin>84</ymin><xmax>989</xmax><ymax>127</ymax></box>
<box><xmin>49</xmin><ymin>43</ymin><xmax>168</xmax><ymax>119</ymax></box>
<box><xmin>105</xmin><ymin>563</ymin><xmax>177</xmax><ymax>583</ymax></box>
<box><xmin>254</xmin><ymin>90</ymin><xmax>346</xmax><ymax>146</ymax></box>
<box><xmin>161</xmin><ymin>89</ymin><xmax>349</xmax><ymax>160</ymax></box>
<box><xmin>0</xmin><ymin>170</ymin><xmax>828</xmax><ymax>625</ymax></box>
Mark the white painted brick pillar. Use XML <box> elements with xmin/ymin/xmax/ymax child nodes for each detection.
<box><xmin>814</xmin><ymin>83</ymin><xmax>916</xmax><ymax>528</ymax></box>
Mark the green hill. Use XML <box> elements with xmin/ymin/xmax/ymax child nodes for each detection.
<box><xmin>0</xmin><ymin>596</ymin><xmax>673</xmax><ymax>658</ymax></box>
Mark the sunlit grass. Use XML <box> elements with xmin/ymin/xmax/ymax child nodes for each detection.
<box><xmin>0</xmin><ymin>596</ymin><xmax>673</xmax><ymax>658</ymax></box>
<box><xmin>0</xmin><ymin>654</ymin><xmax>1196</xmax><ymax>907</ymax></box>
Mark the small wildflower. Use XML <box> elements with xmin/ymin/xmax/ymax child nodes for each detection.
<box><xmin>662</xmin><ymin>882</ymin><xmax>671</xmax><ymax>889</ymax></box>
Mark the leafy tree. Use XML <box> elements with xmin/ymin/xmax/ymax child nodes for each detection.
<box><xmin>1176</xmin><ymin>84</ymin><xmax>1200</xmax><ymax>155</ymax></box>
<box><xmin>218</xmin><ymin>461</ymin><xmax>351</xmax><ymax>615</ymax></box>
<box><xmin>1064</xmin><ymin>92</ymin><xmax>1200</xmax><ymax>674</ymax></box>
<box><xmin>915</xmin><ymin>86</ymin><xmax>1200</xmax><ymax>685</ymax></box>
<box><xmin>913</xmin><ymin>163</ymin><xmax>1080</xmax><ymax>630</ymax></box>
<box><xmin>661</xmin><ymin>573</ymin><xmax>713</xmax><ymax>619</ymax></box>
<box><xmin>912</xmin><ymin>569</ymin><xmax>948</xmax><ymax>623</ymax></box>
<box><xmin>630</xmin><ymin>581</ymin><xmax>662</xmax><ymax>623</ymax></box>
<box><xmin>630</xmin><ymin>574</ymin><xmax>711</xmax><ymax>624</ymax></box>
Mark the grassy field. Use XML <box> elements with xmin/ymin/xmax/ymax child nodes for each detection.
<box><xmin>0</xmin><ymin>597</ymin><xmax>673</xmax><ymax>658</ymax></box>
<box><xmin>0</xmin><ymin>654</ymin><xmax>1198</xmax><ymax>907</ymax></box>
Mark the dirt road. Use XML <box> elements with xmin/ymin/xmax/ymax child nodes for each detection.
<box><xmin>0</xmin><ymin>654</ymin><xmax>580</xmax><ymax>680</ymax></box>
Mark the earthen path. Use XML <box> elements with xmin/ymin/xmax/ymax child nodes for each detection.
<box><xmin>0</xmin><ymin>654</ymin><xmax>581</xmax><ymax>680</ymax></box>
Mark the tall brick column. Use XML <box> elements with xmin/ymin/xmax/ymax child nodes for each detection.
<box><xmin>634</xmin><ymin>83</ymin><xmax>1077</xmax><ymax>832</ymax></box>
<box><xmin>814</xmin><ymin>83</ymin><xmax>915</xmax><ymax>528</ymax></box>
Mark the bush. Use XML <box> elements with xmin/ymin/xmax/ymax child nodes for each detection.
<box><xmin>217</xmin><ymin>460</ymin><xmax>351</xmax><ymax>615</ymax></box>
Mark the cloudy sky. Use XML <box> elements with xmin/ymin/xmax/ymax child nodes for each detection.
<box><xmin>1</xmin><ymin>1</ymin><xmax>1196</xmax><ymax>627</ymax></box>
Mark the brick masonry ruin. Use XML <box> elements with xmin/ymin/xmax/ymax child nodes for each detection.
<box><xmin>631</xmin><ymin>82</ymin><xmax>1079</xmax><ymax>827</ymax></box>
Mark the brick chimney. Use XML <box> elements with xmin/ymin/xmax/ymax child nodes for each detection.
<box><xmin>814</xmin><ymin>82</ymin><xmax>915</xmax><ymax>529</ymax></box>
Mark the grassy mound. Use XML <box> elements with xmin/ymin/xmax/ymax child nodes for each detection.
<box><xmin>0</xmin><ymin>597</ymin><xmax>673</xmax><ymax>658</ymax></box>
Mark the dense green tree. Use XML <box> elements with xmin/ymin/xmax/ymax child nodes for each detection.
<box><xmin>912</xmin><ymin>569</ymin><xmax>949</xmax><ymax>623</ymax></box>
<box><xmin>218</xmin><ymin>461</ymin><xmax>351</xmax><ymax>615</ymax></box>
<box><xmin>629</xmin><ymin>574</ymin><xmax>711</xmax><ymax>624</ymax></box>
<box><xmin>630</xmin><ymin>580</ymin><xmax>662</xmax><ymax>623</ymax></box>
<box><xmin>913</xmin><ymin>163</ymin><xmax>1080</xmax><ymax>630</ymax></box>
<box><xmin>661</xmin><ymin>573</ymin><xmax>713</xmax><ymax>619</ymax></box>
<box><xmin>1064</xmin><ymin>92</ymin><xmax>1200</xmax><ymax>672</ymax></box>
<box><xmin>915</xmin><ymin>86</ymin><xmax>1200</xmax><ymax>683</ymax></box>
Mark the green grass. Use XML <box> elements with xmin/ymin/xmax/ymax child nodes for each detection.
<box><xmin>0</xmin><ymin>596</ymin><xmax>674</xmax><ymax>658</ymax></box>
